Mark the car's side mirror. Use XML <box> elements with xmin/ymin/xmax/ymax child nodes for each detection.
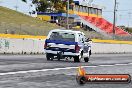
<box><xmin>85</xmin><ymin>39</ymin><xmax>89</xmax><ymax>42</ymax></box>
<box><xmin>85</xmin><ymin>38</ymin><xmax>92</xmax><ymax>42</ymax></box>
<box><xmin>89</xmin><ymin>39</ymin><xmax>92</xmax><ymax>41</ymax></box>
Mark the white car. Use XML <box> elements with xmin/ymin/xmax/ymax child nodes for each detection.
<box><xmin>44</xmin><ymin>29</ymin><xmax>91</xmax><ymax>62</ymax></box>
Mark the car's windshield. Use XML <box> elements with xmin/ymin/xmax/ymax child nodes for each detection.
<box><xmin>49</xmin><ymin>32</ymin><xmax>75</xmax><ymax>42</ymax></box>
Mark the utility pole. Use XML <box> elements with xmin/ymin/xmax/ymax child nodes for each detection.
<box><xmin>67</xmin><ymin>0</ymin><xmax>69</xmax><ymax>29</ymax></box>
<box><xmin>113</xmin><ymin>0</ymin><xmax>117</xmax><ymax>39</ymax></box>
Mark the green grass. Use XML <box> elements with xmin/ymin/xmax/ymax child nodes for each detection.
<box><xmin>126</xmin><ymin>28</ymin><xmax>132</xmax><ymax>33</ymax></box>
<box><xmin>0</xmin><ymin>6</ymin><xmax>106</xmax><ymax>39</ymax></box>
<box><xmin>0</xmin><ymin>6</ymin><xmax>60</xmax><ymax>36</ymax></box>
<box><xmin>0</xmin><ymin>6</ymin><xmax>131</xmax><ymax>40</ymax></box>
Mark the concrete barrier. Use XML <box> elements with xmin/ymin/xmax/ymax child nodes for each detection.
<box><xmin>0</xmin><ymin>38</ymin><xmax>132</xmax><ymax>54</ymax></box>
<box><xmin>0</xmin><ymin>38</ymin><xmax>44</xmax><ymax>54</ymax></box>
<box><xmin>92</xmin><ymin>43</ymin><xmax>132</xmax><ymax>54</ymax></box>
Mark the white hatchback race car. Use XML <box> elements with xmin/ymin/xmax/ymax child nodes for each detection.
<box><xmin>44</xmin><ymin>29</ymin><xmax>91</xmax><ymax>62</ymax></box>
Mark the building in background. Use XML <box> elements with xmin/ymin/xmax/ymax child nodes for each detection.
<box><xmin>37</xmin><ymin>0</ymin><xmax>130</xmax><ymax>36</ymax></box>
<box><xmin>37</xmin><ymin>0</ymin><xmax>102</xmax><ymax>28</ymax></box>
<box><xmin>0</xmin><ymin>0</ymin><xmax>37</xmax><ymax>17</ymax></box>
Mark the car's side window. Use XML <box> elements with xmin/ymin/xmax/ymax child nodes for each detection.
<box><xmin>78</xmin><ymin>33</ymin><xmax>84</xmax><ymax>43</ymax></box>
<box><xmin>83</xmin><ymin>35</ymin><xmax>87</xmax><ymax>42</ymax></box>
<box><xmin>78</xmin><ymin>34</ymin><xmax>81</xmax><ymax>43</ymax></box>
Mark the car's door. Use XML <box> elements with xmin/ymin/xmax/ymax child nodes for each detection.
<box><xmin>78</xmin><ymin>33</ymin><xmax>85</xmax><ymax>52</ymax></box>
<box><xmin>82</xmin><ymin>34</ymin><xmax>89</xmax><ymax>54</ymax></box>
<box><xmin>78</xmin><ymin>33</ymin><xmax>88</xmax><ymax>53</ymax></box>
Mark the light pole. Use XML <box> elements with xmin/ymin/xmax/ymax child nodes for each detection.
<box><xmin>67</xmin><ymin>0</ymin><xmax>69</xmax><ymax>29</ymax></box>
<box><xmin>113</xmin><ymin>0</ymin><xmax>117</xmax><ymax>39</ymax></box>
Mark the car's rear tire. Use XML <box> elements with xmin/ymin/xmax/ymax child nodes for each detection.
<box><xmin>89</xmin><ymin>50</ymin><xmax>91</xmax><ymax>55</ymax></box>
<box><xmin>74</xmin><ymin>53</ymin><xmax>82</xmax><ymax>62</ymax></box>
<box><xmin>46</xmin><ymin>53</ymin><xmax>52</xmax><ymax>61</ymax></box>
<box><xmin>84</xmin><ymin>57</ymin><xmax>89</xmax><ymax>62</ymax></box>
<box><xmin>74</xmin><ymin>56</ymin><xmax>80</xmax><ymax>62</ymax></box>
<box><xmin>84</xmin><ymin>51</ymin><xmax>90</xmax><ymax>62</ymax></box>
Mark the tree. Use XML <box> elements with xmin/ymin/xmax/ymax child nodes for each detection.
<box><xmin>50</xmin><ymin>0</ymin><xmax>73</xmax><ymax>13</ymax></box>
<box><xmin>32</xmin><ymin>0</ymin><xmax>73</xmax><ymax>12</ymax></box>
<box><xmin>32</xmin><ymin>0</ymin><xmax>50</xmax><ymax>12</ymax></box>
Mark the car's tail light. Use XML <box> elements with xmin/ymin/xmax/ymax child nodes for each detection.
<box><xmin>44</xmin><ymin>43</ymin><xmax>47</xmax><ymax>49</ymax></box>
<box><xmin>75</xmin><ymin>45</ymin><xmax>80</xmax><ymax>53</ymax></box>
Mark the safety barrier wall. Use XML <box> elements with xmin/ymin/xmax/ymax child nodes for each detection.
<box><xmin>0</xmin><ymin>38</ymin><xmax>45</xmax><ymax>54</ymax></box>
<box><xmin>0</xmin><ymin>37</ymin><xmax>132</xmax><ymax>54</ymax></box>
<box><xmin>92</xmin><ymin>43</ymin><xmax>132</xmax><ymax>54</ymax></box>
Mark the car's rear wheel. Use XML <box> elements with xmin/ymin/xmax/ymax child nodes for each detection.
<box><xmin>84</xmin><ymin>52</ymin><xmax>90</xmax><ymax>62</ymax></box>
<box><xmin>84</xmin><ymin>57</ymin><xmax>89</xmax><ymax>62</ymax></box>
<box><xmin>74</xmin><ymin>56</ymin><xmax>80</xmax><ymax>62</ymax></box>
<box><xmin>74</xmin><ymin>53</ymin><xmax>82</xmax><ymax>62</ymax></box>
<box><xmin>46</xmin><ymin>53</ymin><xmax>53</xmax><ymax>61</ymax></box>
<box><xmin>89</xmin><ymin>50</ymin><xmax>91</xmax><ymax>55</ymax></box>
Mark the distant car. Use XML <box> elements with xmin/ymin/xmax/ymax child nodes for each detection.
<box><xmin>44</xmin><ymin>29</ymin><xmax>91</xmax><ymax>62</ymax></box>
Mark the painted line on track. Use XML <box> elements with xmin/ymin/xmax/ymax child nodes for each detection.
<box><xmin>115</xmin><ymin>64</ymin><xmax>128</xmax><ymax>66</ymax></box>
<box><xmin>0</xmin><ymin>66</ymin><xmax>93</xmax><ymax>76</ymax></box>
<box><xmin>98</xmin><ymin>65</ymin><xmax>114</xmax><ymax>67</ymax></box>
<box><xmin>0</xmin><ymin>63</ymin><xmax>132</xmax><ymax>76</ymax></box>
<box><xmin>83</xmin><ymin>66</ymin><xmax>98</xmax><ymax>68</ymax></box>
<box><xmin>128</xmin><ymin>63</ymin><xmax>132</xmax><ymax>65</ymax></box>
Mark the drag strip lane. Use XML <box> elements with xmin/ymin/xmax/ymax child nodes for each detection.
<box><xmin>0</xmin><ymin>54</ymin><xmax>132</xmax><ymax>75</ymax></box>
<box><xmin>0</xmin><ymin>63</ymin><xmax>132</xmax><ymax>76</ymax></box>
<box><xmin>0</xmin><ymin>54</ymin><xmax>132</xmax><ymax>88</ymax></box>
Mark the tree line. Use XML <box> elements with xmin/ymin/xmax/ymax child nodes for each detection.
<box><xmin>31</xmin><ymin>0</ymin><xmax>73</xmax><ymax>13</ymax></box>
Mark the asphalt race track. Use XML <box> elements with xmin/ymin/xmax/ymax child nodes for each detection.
<box><xmin>0</xmin><ymin>54</ymin><xmax>132</xmax><ymax>88</ymax></box>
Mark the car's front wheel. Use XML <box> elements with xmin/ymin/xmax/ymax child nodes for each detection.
<box><xmin>84</xmin><ymin>52</ymin><xmax>90</xmax><ymax>62</ymax></box>
<box><xmin>74</xmin><ymin>56</ymin><xmax>80</xmax><ymax>62</ymax></box>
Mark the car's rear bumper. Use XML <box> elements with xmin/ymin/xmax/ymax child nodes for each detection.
<box><xmin>44</xmin><ymin>50</ymin><xmax>80</xmax><ymax>56</ymax></box>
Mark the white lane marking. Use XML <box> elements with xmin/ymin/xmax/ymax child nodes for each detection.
<box><xmin>115</xmin><ymin>64</ymin><xmax>128</xmax><ymax>66</ymax></box>
<box><xmin>99</xmin><ymin>65</ymin><xmax>114</xmax><ymax>67</ymax></box>
<box><xmin>0</xmin><ymin>66</ymin><xmax>96</xmax><ymax>76</ymax></box>
<box><xmin>82</xmin><ymin>66</ymin><xmax>97</xmax><ymax>68</ymax></box>
<box><xmin>128</xmin><ymin>63</ymin><xmax>132</xmax><ymax>65</ymax></box>
<box><xmin>0</xmin><ymin>63</ymin><xmax>132</xmax><ymax>76</ymax></box>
